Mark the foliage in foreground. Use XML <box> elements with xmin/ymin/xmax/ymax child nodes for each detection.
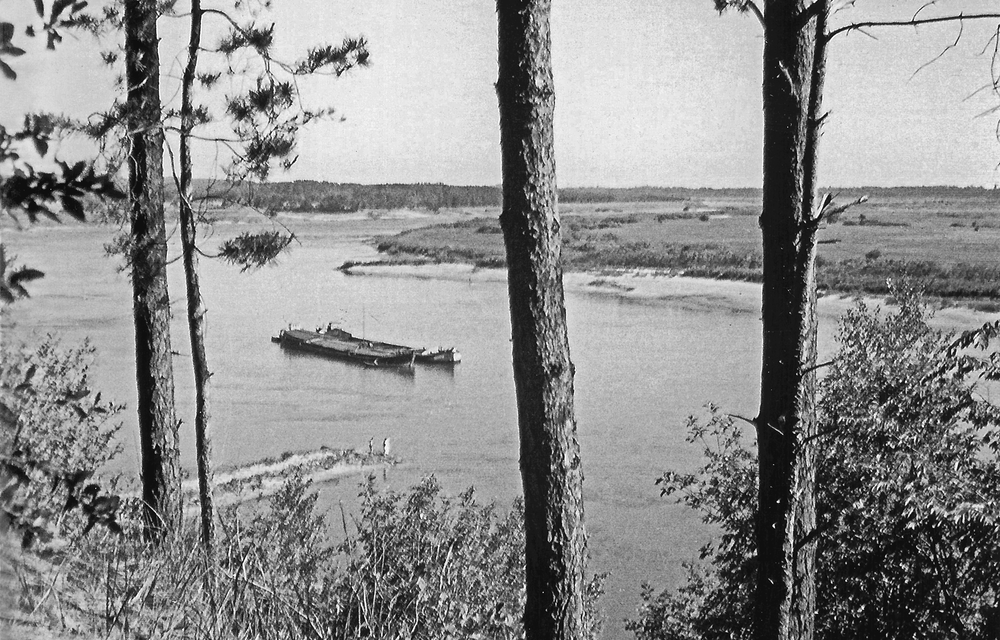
<box><xmin>334</xmin><ymin>477</ymin><xmax>529</xmax><ymax>638</ymax></box>
<box><xmin>64</xmin><ymin>475</ymin><xmax>603</xmax><ymax>640</ymax></box>
<box><xmin>630</xmin><ymin>288</ymin><xmax>1000</xmax><ymax>640</ymax></box>
<box><xmin>0</xmin><ymin>337</ymin><xmax>124</xmax><ymax>548</ymax></box>
<box><xmin>334</xmin><ymin>477</ymin><xmax>603</xmax><ymax>639</ymax></box>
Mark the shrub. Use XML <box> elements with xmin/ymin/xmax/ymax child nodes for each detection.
<box><xmin>330</xmin><ymin>477</ymin><xmax>525</xmax><ymax>638</ymax></box>
<box><xmin>475</xmin><ymin>256</ymin><xmax>506</xmax><ymax>269</ymax></box>
<box><xmin>631</xmin><ymin>287</ymin><xmax>1000</xmax><ymax>640</ymax></box>
<box><xmin>81</xmin><ymin>475</ymin><xmax>340</xmax><ymax>640</ymax></box>
<box><xmin>596</xmin><ymin>214</ymin><xmax>639</xmax><ymax>229</ymax></box>
<box><xmin>0</xmin><ymin>337</ymin><xmax>124</xmax><ymax>548</ymax></box>
<box><xmin>331</xmin><ymin>476</ymin><xmax>606</xmax><ymax>640</ymax></box>
<box><xmin>73</xmin><ymin>474</ymin><xmax>606</xmax><ymax>640</ymax></box>
<box><xmin>657</xmin><ymin>213</ymin><xmax>695</xmax><ymax>222</ymax></box>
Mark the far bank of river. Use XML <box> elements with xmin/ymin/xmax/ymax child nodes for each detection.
<box><xmin>344</xmin><ymin>260</ymin><xmax>992</xmax><ymax>330</ymax></box>
<box><xmin>4</xmin><ymin>212</ymin><xmax>995</xmax><ymax>639</ymax></box>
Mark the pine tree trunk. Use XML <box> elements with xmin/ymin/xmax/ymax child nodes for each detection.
<box><xmin>496</xmin><ymin>2</ymin><xmax>587</xmax><ymax>639</ymax></box>
<box><xmin>179</xmin><ymin>0</ymin><xmax>217</xmax><ymax>560</ymax></box>
<box><xmin>125</xmin><ymin>0</ymin><xmax>181</xmax><ymax>541</ymax></box>
<box><xmin>756</xmin><ymin>1</ymin><xmax>828</xmax><ymax>638</ymax></box>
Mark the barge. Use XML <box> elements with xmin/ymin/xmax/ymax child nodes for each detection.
<box><xmin>272</xmin><ymin>326</ymin><xmax>460</xmax><ymax>367</ymax></box>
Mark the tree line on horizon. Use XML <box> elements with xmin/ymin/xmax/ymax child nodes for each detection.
<box><xmin>185</xmin><ymin>180</ymin><xmax>698</xmax><ymax>211</ymax></box>
<box><xmin>182</xmin><ymin>179</ymin><xmax>1000</xmax><ymax>214</ymax></box>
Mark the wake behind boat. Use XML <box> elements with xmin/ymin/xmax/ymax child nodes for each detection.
<box><xmin>272</xmin><ymin>325</ymin><xmax>461</xmax><ymax>367</ymax></box>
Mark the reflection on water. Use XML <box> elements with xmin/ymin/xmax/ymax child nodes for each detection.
<box><xmin>1</xmin><ymin>216</ymin><xmax>816</xmax><ymax>639</ymax></box>
<box><xmin>419</xmin><ymin>362</ymin><xmax>460</xmax><ymax>381</ymax></box>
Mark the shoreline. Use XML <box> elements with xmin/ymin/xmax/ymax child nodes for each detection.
<box><xmin>343</xmin><ymin>261</ymin><xmax>996</xmax><ymax>330</ymax></box>
<box><xmin>180</xmin><ymin>447</ymin><xmax>397</xmax><ymax>510</ymax></box>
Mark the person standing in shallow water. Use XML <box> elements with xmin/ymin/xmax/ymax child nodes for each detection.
<box><xmin>382</xmin><ymin>438</ymin><xmax>391</xmax><ymax>457</ymax></box>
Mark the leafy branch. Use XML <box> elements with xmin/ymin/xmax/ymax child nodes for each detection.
<box><xmin>712</xmin><ymin>0</ymin><xmax>764</xmax><ymax>27</ymax></box>
<box><xmin>0</xmin><ymin>246</ymin><xmax>45</xmax><ymax>304</ymax></box>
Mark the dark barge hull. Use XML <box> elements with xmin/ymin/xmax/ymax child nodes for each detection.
<box><xmin>274</xmin><ymin>328</ymin><xmax>417</xmax><ymax>367</ymax></box>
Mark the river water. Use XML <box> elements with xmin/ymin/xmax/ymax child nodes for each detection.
<box><xmin>2</xmin><ymin>211</ymin><xmax>931</xmax><ymax>638</ymax></box>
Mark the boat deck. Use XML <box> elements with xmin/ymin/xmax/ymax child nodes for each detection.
<box><xmin>282</xmin><ymin>329</ymin><xmax>414</xmax><ymax>359</ymax></box>
<box><xmin>275</xmin><ymin>326</ymin><xmax>459</xmax><ymax>367</ymax></box>
<box><xmin>282</xmin><ymin>329</ymin><xmax>416</xmax><ymax>364</ymax></box>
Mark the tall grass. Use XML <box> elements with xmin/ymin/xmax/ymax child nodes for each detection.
<box><xmin>7</xmin><ymin>473</ymin><xmax>606</xmax><ymax>640</ymax></box>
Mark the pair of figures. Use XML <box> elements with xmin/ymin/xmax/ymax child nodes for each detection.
<box><xmin>368</xmin><ymin>437</ymin><xmax>391</xmax><ymax>456</ymax></box>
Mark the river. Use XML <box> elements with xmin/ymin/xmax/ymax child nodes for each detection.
<box><xmin>3</xmin><ymin>211</ymin><xmax>988</xmax><ymax>638</ymax></box>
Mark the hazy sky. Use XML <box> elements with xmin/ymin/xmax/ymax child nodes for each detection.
<box><xmin>5</xmin><ymin>0</ymin><xmax>1000</xmax><ymax>187</ymax></box>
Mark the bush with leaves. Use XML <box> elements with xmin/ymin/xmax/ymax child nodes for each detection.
<box><xmin>0</xmin><ymin>336</ymin><xmax>124</xmax><ymax>549</ymax></box>
<box><xmin>94</xmin><ymin>474</ymin><xmax>337</xmax><ymax>640</ymax></box>
<box><xmin>0</xmin><ymin>245</ymin><xmax>45</xmax><ymax>304</ymax></box>
<box><xmin>258</xmin><ymin>474</ymin><xmax>606</xmax><ymax>640</ymax></box>
<box><xmin>630</xmin><ymin>286</ymin><xmax>1000</xmax><ymax>640</ymax></box>
<box><xmin>331</xmin><ymin>476</ymin><xmax>528</xmax><ymax>639</ymax></box>
<box><xmin>221</xmin><ymin>474</ymin><xmax>339</xmax><ymax>638</ymax></box>
<box><xmin>327</xmin><ymin>476</ymin><xmax>606</xmax><ymax>640</ymax></box>
<box><xmin>89</xmin><ymin>474</ymin><xmax>605</xmax><ymax>640</ymax></box>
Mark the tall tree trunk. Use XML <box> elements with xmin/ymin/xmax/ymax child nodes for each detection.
<box><xmin>125</xmin><ymin>0</ymin><xmax>181</xmax><ymax>541</ymax></box>
<box><xmin>495</xmin><ymin>2</ymin><xmax>587</xmax><ymax>639</ymax></box>
<box><xmin>179</xmin><ymin>0</ymin><xmax>217</xmax><ymax>560</ymax></box>
<box><xmin>756</xmin><ymin>1</ymin><xmax>828</xmax><ymax>638</ymax></box>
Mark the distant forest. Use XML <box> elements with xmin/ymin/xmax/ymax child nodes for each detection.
<box><xmin>181</xmin><ymin>180</ymin><xmax>999</xmax><ymax>213</ymax></box>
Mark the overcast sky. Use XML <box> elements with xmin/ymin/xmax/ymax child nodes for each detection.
<box><xmin>5</xmin><ymin>0</ymin><xmax>1000</xmax><ymax>187</ymax></box>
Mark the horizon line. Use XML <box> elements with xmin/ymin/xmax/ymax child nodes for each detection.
<box><xmin>188</xmin><ymin>179</ymin><xmax>1000</xmax><ymax>191</ymax></box>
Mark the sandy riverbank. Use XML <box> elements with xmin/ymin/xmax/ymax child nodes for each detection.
<box><xmin>181</xmin><ymin>447</ymin><xmax>397</xmax><ymax>510</ymax></box>
<box><xmin>344</xmin><ymin>262</ymin><xmax>996</xmax><ymax>330</ymax></box>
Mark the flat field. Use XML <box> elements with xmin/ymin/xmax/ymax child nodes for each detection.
<box><xmin>371</xmin><ymin>189</ymin><xmax>1000</xmax><ymax>308</ymax></box>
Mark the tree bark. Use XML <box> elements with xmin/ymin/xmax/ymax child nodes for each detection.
<box><xmin>124</xmin><ymin>0</ymin><xmax>181</xmax><ymax>541</ymax></box>
<box><xmin>755</xmin><ymin>1</ymin><xmax>828</xmax><ymax>638</ymax></box>
<box><xmin>178</xmin><ymin>0</ymin><xmax>217</xmax><ymax>560</ymax></box>
<box><xmin>495</xmin><ymin>2</ymin><xmax>588</xmax><ymax>640</ymax></box>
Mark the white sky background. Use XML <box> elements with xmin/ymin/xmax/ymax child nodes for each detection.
<box><xmin>3</xmin><ymin>0</ymin><xmax>1000</xmax><ymax>187</ymax></box>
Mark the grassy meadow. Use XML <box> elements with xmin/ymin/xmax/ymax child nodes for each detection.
<box><xmin>370</xmin><ymin>189</ymin><xmax>1000</xmax><ymax>309</ymax></box>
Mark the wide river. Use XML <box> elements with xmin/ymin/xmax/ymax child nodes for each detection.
<box><xmin>4</xmin><ymin>212</ymin><xmax>988</xmax><ymax>638</ymax></box>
